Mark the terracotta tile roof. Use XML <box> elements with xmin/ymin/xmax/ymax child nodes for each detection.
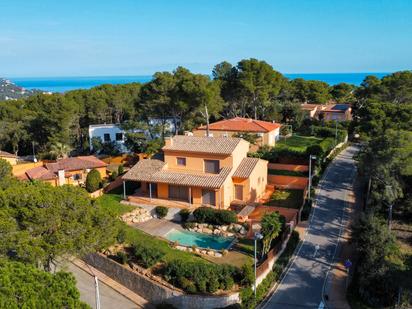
<box><xmin>0</xmin><ymin>150</ymin><xmax>16</xmax><ymax>158</ymax></box>
<box><xmin>197</xmin><ymin>117</ymin><xmax>281</xmax><ymax>133</ymax></box>
<box><xmin>163</xmin><ymin>135</ymin><xmax>245</xmax><ymax>155</ymax></box>
<box><xmin>26</xmin><ymin>166</ymin><xmax>57</xmax><ymax>181</ymax></box>
<box><xmin>45</xmin><ymin>156</ymin><xmax>107</xmax><ymax>173</ymax></box>
<box><xmin>232</xmin><ymin>157</ymin><xmax>261</xmax><ymax>178</ymax></box>
<box><xmin>122</xmin><ymin>159</ymin><xmax>232</xmax><ymax>189</ymax></box>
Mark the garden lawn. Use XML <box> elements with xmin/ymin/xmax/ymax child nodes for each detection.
<box><xmin>97</xmin><ymin>193</ymin><xmax>135</xmax><ymax>216</ymax></box>
<box><xmin>264</xmin><ymin>189</ymin><xmax>304</xmax><ymax>209</ymax></box>
<box><xmin>122</xmin><ymin>224</ymin><xmax>207</xmax><ymax>264</ymax></box>
<box><xmin>276</xmin><ymin>135</ymin><xmax>323</xmax><ymax>152</ymax></box>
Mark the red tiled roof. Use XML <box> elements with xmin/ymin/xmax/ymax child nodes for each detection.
<box><xmin>45</xmin><ymin>156</ymin><xmax>107</xmax><ymax>173</ymax></box>
<box><xmin>26</xmin><ymin>166</ymin><xmax>57</xmax><ymax>181</ymax></box>
<box><xmin>197</xmin><ymin>117</ymin><xmax>281</xmax><ymax>133</ymax></box>
<box><xmin>122</xmin><ymin>159</ymin><xmax>232</xmax><ymax>189</ymax></box>
<box><xmin>163</xmin><ymin>136</ymin><xmax>244</xmax><ymax>155</ymax></box>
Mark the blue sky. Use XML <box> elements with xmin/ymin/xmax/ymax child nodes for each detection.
<box><xmin>1</xmin><ymin>0</ymin><xmax>411</xmax><ymax>77</ymax></box>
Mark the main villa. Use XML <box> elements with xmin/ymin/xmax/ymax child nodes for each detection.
<box><xmin>122</xmin><ymin>135</ymin><xmax>268</xmax><ymax>209</ymax></box>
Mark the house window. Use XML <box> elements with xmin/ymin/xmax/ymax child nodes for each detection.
<box><xmin>115</xmin><ymin>133</ymin><xmax>123</xmax><ymax>141</ymax></box>
<box><xmin>177</xmin><ymin>157</ymin><xmax>186</xmax><ymax>166</ymax></box>
<box><xmin>73</xmin><ymin>173</ymin><xmax>82</xmax><ymax>181</ymax></box>
<box><xmin>103</xmin><ymin>133</ymin><xmax>111</xmax><ymax>142</ymax></box>
<box><xmin>204</xmin><ymin>160</ymin><xmax>219</xmax><ymax>174</ymax></box>
<box><xmin>235</xmin><ymin>185</ymin><xmax>243</xmax><ymax>200</ymax></box>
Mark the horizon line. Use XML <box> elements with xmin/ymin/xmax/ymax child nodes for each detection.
<box><xmin>5</xmin><ymin>71</ymin><xmax>396</xmax><ymax>79</ymax></box>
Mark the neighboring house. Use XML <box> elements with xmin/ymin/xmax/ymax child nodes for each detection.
<box><xmin>20</xmin><ymin>156</ymin><xmax>107</xmax><ymax>187</ymax></box>
<box><xmin>0</xmin><ymin>150</ymin><xmax>17</xmax><ymax>165</ymax></box>
<box><xmin>89</xmin><ymin>119</ymin><xmax>179</xmax><ymax>153</ymax></box>
<box><xmin>300</xmin><ymin>103</ymin><xmax>321</xmax><ymax>118</ymax></box>
<box><xmin>301</xmin><ymin>103</ymin><xmax>352</xmax><ymax>121</ymax></box>
<box><xmin>122</xmin><ymin>135</ymin><xmax>268</xmax><ymax>209</ymax></box>
<box><xmin>89</xmin><ymin>124</ymin><xmax>128</xmax><ymax>153</ymax></box>
<box><xmin>192</xmin><ymin>117</ymin><xmax>281</xmax><ymax>148</ymax></box>
<box><xmin>319</xmin><ymin>104</ymin><xmax>352</xmax><ymax>121</ymax></box>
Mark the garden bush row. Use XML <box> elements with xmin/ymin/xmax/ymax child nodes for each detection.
<box><xmin>163</xmin><ymin>259</ymin><xmax>244</xmax><ymax>294</ymax></box>
<box><xmin>193</xmin><ymin>207</ymin><xmax>237</xmax><ymax>225</ymax></box>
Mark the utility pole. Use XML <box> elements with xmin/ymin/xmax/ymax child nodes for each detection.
<box><xmin>308</xmin><ymin>155</ymin><xmax>316</xmax><ymax>199</ymax></box>
<box><xmin>94</xmin><ymin>276</ymin><xmax>101</xmax><ymax>309</ymax></box>
<box><xmin>254</xmin><ymin>232</ymin><xmax>263</xmax><ymax>298</ymax></box>
<box><xmin>205</xmin><ymin>105</ymin><xmax>210</xmax><ymax>137</ymax></box>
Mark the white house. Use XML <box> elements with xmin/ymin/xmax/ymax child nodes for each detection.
<box><xmin>89</xmin><ymin>124</ymin><xmax>129</xmax><ymax>153</ymax></box>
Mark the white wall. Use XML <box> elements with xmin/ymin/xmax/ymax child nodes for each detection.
<box><xmin>89</xmin><ymin>124</ymin><xmax>128</xmax><ymax>153</ymax></box>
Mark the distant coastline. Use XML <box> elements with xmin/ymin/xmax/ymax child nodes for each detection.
<box><xmin>9</xmin><ymin>72</ymin><xmax>389</xmax><ymax>93</ymax></box>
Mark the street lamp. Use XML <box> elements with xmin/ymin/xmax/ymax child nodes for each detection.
<box><xmin>254</xmin><ymin>231</ymin><xmax>263</xmax><ymax>298</ymax></box>
<box><xmin>32</xmin><ymin>141</ymin><xmax>37</xmax><ymax>163</ymax></box>
<box><xmin>308</xmin><ymin>155</ymin><xmax>317</xmax><ymax>200</ymax></box>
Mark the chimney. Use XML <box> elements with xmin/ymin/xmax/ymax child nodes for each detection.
<box><xmin>57</xmin><ymin>170</ymin><xmax>65</xmax><ymax>186</ymax></box>
<box><xmin>164</xmin><ymin>136</ymin><xmax>173</xmax><ymax>147</ymax></box>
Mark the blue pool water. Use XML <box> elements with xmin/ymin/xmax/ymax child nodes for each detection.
<box><xmin>165</xmin><ymin>229</ymin><xmax>234</xmax><ymax>250</ymax></box>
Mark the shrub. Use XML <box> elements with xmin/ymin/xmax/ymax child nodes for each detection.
<box><xmin>163</xmin><ymin>260</ymin><xmax>241</xmax><ymax>294</ymax></box>
<box><xmin>0</xmin><ymin>158</ymin><xmax>12</xmax><ymax>179</ymax></box>
<box><xmin>155</xmin><ymin>206</ymin><xmax>168</xmax><ymax>218</ymax></box>
<box><xmin>193</xmin><ymin>207</ymin><xmax>237</xmax><ymax>225</ymax></box>
<box><xmin>183</xmin><ymin>222</ymin><xmax>195</xmax><ymax>229</ymax></box>
<box><xmin>116</xmin><ymin>251</ymin><xmax>128</xmax><ymax>264</ymax></box>
<box><xmin>116</xmin><ymin>228</ymin><xmax>126</xmax><ymax>244</ymax></box>
<box><xmin>109</xmin><ymin>170</ymin><xmax>118</xmax><ymax>181</ymax></box>
<box><xmin>118</xmin><ymin>164</ymin><xmax>124</xmax><ymax>175</ymax></box>
<box><xmin>85</xmin><ymin>169</ymin><xmax>101</xmax><ymax>193</ymax></box>
<box><xmin>179</xmin><ymin>209</ymin><xmax>191</xmax><ymax>222</ymax></box>
<box><xmin>133</xmin><ymin>244</ymin><xmax>165</xmax><ymax>268</ymax></box>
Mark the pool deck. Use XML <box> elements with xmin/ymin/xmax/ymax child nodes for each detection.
<box><xmin>131</xmin><ymin>218</ymin><xmax>183</xmax><ymax>237</ymax></box>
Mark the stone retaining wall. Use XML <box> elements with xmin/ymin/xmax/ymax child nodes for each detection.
<box><xmin>83</xmin><ymin>253</ymin><xmax>239</xmax><ymax>309</ymax></box>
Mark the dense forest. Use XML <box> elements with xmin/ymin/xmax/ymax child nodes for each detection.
<box><xmin>350</xmin><ymin>71</ymin><xmax>412</xmax><ymax>307</ymax></box>
<box><xmin>0</xmin><ymin>58</ymin><xmax>357</xmax><ymax>158</ymax></box>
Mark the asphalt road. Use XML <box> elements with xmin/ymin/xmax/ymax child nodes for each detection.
<box><xmin>262</xmin><ymin>145</ymin><xmax>359</xmax><ymax>309</ymax></box>
<box><xmin>57</xmin><ymin>261</ymin><xmax>137</xmax><ymax>309</ymax></box>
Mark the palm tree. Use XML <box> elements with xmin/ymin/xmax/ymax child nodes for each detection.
<box><xmin>49</xmin><ymin>142</ymin><xmax>72</xmax><ymax>159</ymax></box>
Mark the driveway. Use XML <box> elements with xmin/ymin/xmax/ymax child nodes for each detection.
<box><xmin>262</xmin><ymin>145</ymin><xmax>359</xmax><ymax>309</ymax></box>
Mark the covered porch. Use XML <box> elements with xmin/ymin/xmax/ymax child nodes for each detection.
<box><xmin>122</xmin><ymin>180</ymin><xmax>225</xmax><ymax>209</ymax></box>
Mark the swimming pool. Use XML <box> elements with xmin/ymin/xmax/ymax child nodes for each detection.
<box><xmin>165</xmin><ymin>229</ymin><xmax>234</xmax><ymax>250</ymax></box>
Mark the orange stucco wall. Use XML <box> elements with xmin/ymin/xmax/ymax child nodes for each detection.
<box><xmin>12</xmin><ymin>161</ymin><xmax>44</xmax><ymax>176</ymax></box>
<box><xmin>1</xmin><ymin>156</ymin><xmax>17</xmax><ymax>166</ymax></box>
<box><xmin>268</xmin><ymin>163</ymin><xmax>309</xmax><ymax>172</ymax></box>
<box><xmin>267</xmin><ymin>175</ymin><xmax>308</xmax><ymax>189</ymax></box>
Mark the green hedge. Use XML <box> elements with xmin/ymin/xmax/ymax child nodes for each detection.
<box><xmin>312</xmin><ymin>126</ymin><xmax>347</xmax><ymax>144</ymax></box>
<box><xmin>193</xmin><ymin>207</ymin><xmax>237</xmax><ymax>225</ymax></box>
<box><xmin>163</xmin><ymin>260</ymin><xmax>242</xmax><ymax>294</ymax></box>
<box><xmin>241</xmin><ymin>231</ymin><xmax>300</xmax><ymax>308</ymax></box>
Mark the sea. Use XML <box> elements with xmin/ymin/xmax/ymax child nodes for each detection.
<box><xmin>9</xmin><ymin>72</ymin><xmax>389</xmax><ymax>93</ymax></box>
